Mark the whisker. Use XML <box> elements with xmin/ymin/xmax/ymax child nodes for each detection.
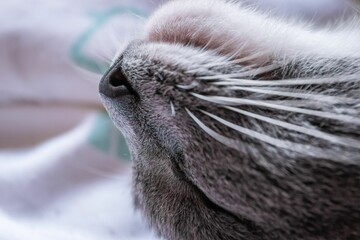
<box><xmin>185</xmin><ymin>108</ymin><xmax>242</xmax><ymax>150</ymax></box>
<box><xmin>254</xmin><ymin>100</ymin><xmax>358</xmax><ymax>115</ymax></box>
<box><xmin>229</xmin><ymin>63</ymin><xmax>282</xmax><ymax>77</ymax></box>
<box><xmin>170</xmin><ymin>101</ymin><xmax>176</xmax><ymax>116</ymax></box>
<box><xmin>200</xmin><ymin>110</ymin><xmax>355</xmax><ymax>163</ymax></box>
<box><xmin>176</xmin><ymin>81</ymin><xmax>199</xmax><ymax>90</ymax></box>
<box><xmin>227</xmin><ymin>86</ymin><xmax>357</xmax><ymax>104</ymax></box>
<box><xmin>191</xmin><ymin>93</ymin><xmax>360</xmax><ymax>124</ymax></box>
<box><xmin>261</xmin><ymin>100</ymin><xmax>329</xmax><ymax>108</ymax></box>
<box><xmin>225</xmin><ymin>106</ymin><xmax>360</xmax><ymax>149</ymax></box>
<box><xmin>198</xmin><ymin>64</ymin><xmax>281</xmax><ymax>80</ymax></box>
<box><xmin>188</xmin><ymin>64</ymin><xmax>255</xmax><ymax>77</ymax></box>
<box><xmin>211</xmin><ymin>74</ymin><xmax>359</xmax><ymax>86</ymax></box>
<box><xmin>186</xmin><ymin>68</ymin><xmax>209</xmax><ymax>74</ymax></box>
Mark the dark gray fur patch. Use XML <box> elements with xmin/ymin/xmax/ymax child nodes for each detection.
<box><xmin>99</xmin><ymin>41</ymin><xmax>360</xmax><ymax>240</ymax></box>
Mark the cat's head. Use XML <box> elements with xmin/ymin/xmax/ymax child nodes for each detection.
<box><xmin>98</xmin><ymin>20</ymin><xmax>276</xmax><ymax>240</ymax></box>
<box><xmin>99</xmin><ymin>0</ymin><xmax>359</xmax><ymax>173</ymax></box>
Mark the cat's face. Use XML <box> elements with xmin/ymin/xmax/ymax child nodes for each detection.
<box><xmin>99</xmin><ymin>37</ymin><xmax>276</xmax><ymax>240</ymax></box>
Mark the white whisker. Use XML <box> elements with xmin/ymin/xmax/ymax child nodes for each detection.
<box><xmin>198</xmin><ymin>64</ymin><xmax>281</xmax><ymax>80</ymax></box>
<box><xmin>186</xmin><ymin>68</ymin><xmax>209</xmax><ymax>74</ymax></box>
<box><xmin>265</xmin><ymin>100</ymin><xmax>326</xmax><ymax>107</ymax></box>
<box><xmin>227</xmin><ymin>86</ymin><xmax>357</xmax><ymax>104</ymax></box>
<box><xmin>191</xmin><ymin>93</ymin><xmax>360</xmax><ymax>124</ymax></box>
<box><xmin>200</xmin><ymin>110</ymin><xmax>355</xmax><ymax>163</ymax></box>
<box><xmin>170</xmin><ymin>101</ymin><xmax>176</xmax><ymax>117</ymax></box>
<box><xmin>225</xmin><ymin>106</ymin><xmax>360</xmax><ymax>149</ymax></box>
<box><xmin>211</xmin><ymin>75</ymin><xmax>359</xmax><ymax>86</ymax></box>
<box><xmin>185</xmin><ymin>108</ymin><xmax>242</xmax><ymax>150</ymax></box>
<box><xmin>228</xmin><ymin>63</ymin><xmax>281</xmax><ymax>77</ymax></box>
<box><xmin>197</xmin><ymin>73</ymin><xmax>250</xmax><ymax>80</ymax></box>
<box><xmin>176</xmin><ymin>81</ymin><xmax>199</xmax><ymax>90</ymax></box>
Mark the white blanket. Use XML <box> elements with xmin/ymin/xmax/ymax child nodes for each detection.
<box><xmin>0</xmin><ymin>115</ymin><xmax>157</xmax><ymax>240</ymax></box>
<box><xmin>0</xmin><ymin>0</ymin><xmax>161</xmax><ymax>239</ymax></box>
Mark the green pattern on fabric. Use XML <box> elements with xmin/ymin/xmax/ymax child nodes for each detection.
<box><xmin>87</xmin><ymin>113</ymin><xmax>112</xmax><ymax>153</ymax></box>
<box><xmin>116</xmin><ymin>133</ymin><xmax>132</xmax><ymax>161</ymax></box>
<box><xmin>88</xmin><ymin>113</ymin><xmax>131</xmax><ymax>162</ymax></box>
<box><xmin>70</xmin><ymin>6</ymin><xmax>148</xmax><ymax>74</ymax></box>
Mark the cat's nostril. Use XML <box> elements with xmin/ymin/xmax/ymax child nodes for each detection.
<box><xmin>99</xmin><ymin>63</ymin><xmax>136</xmax><ymax>98</ymax></box>
<box><xmin>109</xmin><ymin>71</ymin><xmax>126</xmax><ymax>88</ymax></box>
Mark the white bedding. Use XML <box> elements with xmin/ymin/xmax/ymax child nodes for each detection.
<box><xmin>0</xmin><ymin>115</ymin><xmax>156</xmax><ymax>240</ymax></box>
<box><xmin>0</xmin><ymin>0</ymin><xmax>160</xmax><ymax>239</ymax></box>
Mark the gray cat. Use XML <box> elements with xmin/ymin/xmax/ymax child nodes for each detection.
<box><xmin>99</xmin><ymin>0</ymin><xmax>360</xmax><ymax>239</ymax></box>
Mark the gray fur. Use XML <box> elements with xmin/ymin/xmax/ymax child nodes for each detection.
<box><xmin>99</xmin><ymin>15</ymin><xmax>360</xmax><ymax>240</ymax></box>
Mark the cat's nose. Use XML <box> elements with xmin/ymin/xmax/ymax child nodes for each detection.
<box><xmin>99</xmin><ymin>61</ymin><xmax>135</xmax><ymax>98</ymax></box>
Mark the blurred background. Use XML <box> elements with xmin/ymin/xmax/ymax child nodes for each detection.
<box><xmin>0</xmin><ymin>0</ymin><xmax>356</xmax><ymax>240</ymax></box>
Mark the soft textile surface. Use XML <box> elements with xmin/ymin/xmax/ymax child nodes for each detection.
<box><xmin>0</xmin><ymin>114</ymin><xmax>156</xmax><ymax>240</ymax></box>
<box><xmin>0</xmin><ymin>0</ymin><xmax>160</xmax><ymax>239</ymax></box>
<box><xmin>0</xmin><ymin>0</ymin><xmax>352</xmax><ymax>240</ymax></box>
